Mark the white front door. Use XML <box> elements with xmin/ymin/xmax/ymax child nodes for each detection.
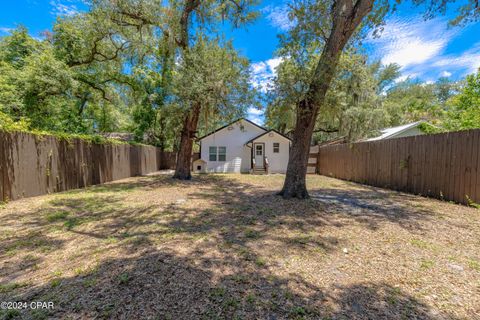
<box><xmin>254</xmin><ymin>144</ymin><xmax>264</xmax><ymax>168</ymax></box>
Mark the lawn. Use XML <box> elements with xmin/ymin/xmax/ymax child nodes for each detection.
<box><xmin>0</xmin><ymin>173</ymin><xmax>479</xmax><ymax>319</ymax></box>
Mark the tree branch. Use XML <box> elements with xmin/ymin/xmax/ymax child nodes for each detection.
<box><xmin>74</xmin><ymin>76</ymin><xmax>112</xmax><ymax>102</ymax></box>
<box><xmin>179</xmin><ymin>0</ymin><xmax>201</xmax><ymax>49</ymax></box>
<box><xmin>313</xmin><ymin>127</ymin><xmax>339</xmax><ymax>133</ymax></box>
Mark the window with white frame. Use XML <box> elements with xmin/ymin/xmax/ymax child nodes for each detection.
<box><xmin>209</xmin><ymin>146</ymin><xmax>227</xmax><ymax>161</ymax></box>
<box><xmin>273</xmin><ymin>142</ymin><xmax>280</xmax><ymax>153</ymax></box>
<box><xmin>218</xmin><ymin>147</ymin><xmax>226</xmax><ymax>161</ymax></box>
<box><xmin>209</xmin><ymin>146</ymin><xmax>217</xmax><ymax>161</ymax></box>
<box><xmin>256</xmin><ymin>145</ymin><xmax>262</xmax><ymax>155</ymax></box>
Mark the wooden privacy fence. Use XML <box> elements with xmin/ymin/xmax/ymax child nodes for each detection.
<box><xmin>0</xmin><ymin>131</ymin><xmax>176</xmax><ymax>202</ymax></box>
<box><xmin>317</xmin><ymin>129</ymin><xmax>480</xmax><ymax>205</ymax></box>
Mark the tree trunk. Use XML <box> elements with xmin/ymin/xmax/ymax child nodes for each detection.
<box><xmin>279</xmin><ymin>99</ymin><xmax>318</xmax><ymax>198</ymax></box>
<box><xmin>172</xmin><ymin>0</ymin><xmax>201</xmax><ymax>180</ymax></box>
<box><xmin>279</xmin><ymin>0</ymin><xmax>373</xmax><ymax>199</ymax></box>
<box><xmin>173</xmin><ymin>102</ymin><xmax>201</xmax><ymax>180</ymax></box>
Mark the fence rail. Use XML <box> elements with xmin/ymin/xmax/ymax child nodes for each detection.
<box><xmin>0</xmin><ymin>131</ymin><xmax>176</xmax><ymax>202</ymax></box>
<box><xmin>317</xmin><ymin>129</ymin><xmax>480</xmax><ymax>205</ymax></box>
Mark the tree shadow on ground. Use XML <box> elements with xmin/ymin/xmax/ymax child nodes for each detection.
<box><xmin>0</xmin><ymin>173</ymin><xmax>454</xmax><ymax>319</ymax></box>
<box><xmin>2</xmin><ymin>249</ymin><xmax>456</xmax><ymax>319</ymax></box>
<box><xmin>0</xmin><ymin>173</ymin><xmax>436</xmax><ymax>278</ymax></box>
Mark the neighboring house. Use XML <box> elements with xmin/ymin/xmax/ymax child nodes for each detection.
<box><xmin>195</xmin><ymin>118</ymin><xmax>291</xmax><ymax>174</ymax></box>
<box><xmin>366</xmin><ymin>121</ymin><xmax>427</xmax><ymax>141</ymax></box>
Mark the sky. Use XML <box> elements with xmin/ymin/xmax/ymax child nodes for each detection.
<box><xmin>1</xmin><ymin>0</ymin><xmax>479</xmax><ymax>125</ymax></box>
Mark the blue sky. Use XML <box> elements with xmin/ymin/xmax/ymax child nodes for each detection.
<box><xmin>1</xmin><ymin>0</ymin><xmax>479</xmax><ymax>125</ymax></box>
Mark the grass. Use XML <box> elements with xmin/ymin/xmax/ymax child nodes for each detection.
<box><xmin>0</xmin><ymin>282</ymin><xmax>27</xmax><ymax>293</ymax></box>
<box><xmin>118</xmin><ymin>273</ymin><xmax>130</xmax><ymax>285</ymax></box>
<box><xmin>45</xmin><ymin>210</ymin><xmax>69</xmax><ymax>222</ymax></box>
<box><xmin>420</xmin><ymin>259</ymin><xmax>435</xmax><ymax>270</ymax></box>
<box><xmin>0</xmin><ymin>173</ymin><xmax>479</xmax><ymax>319</ymax></box>
<box><xmin>467</xmin><ymin>259</ymin><xmax>480</xmax><ymax>271</ymax></box>
<box><xmin>410</xmin><ymin>238</ymin><xmax>432</xmax><ymax>249</ymax></box>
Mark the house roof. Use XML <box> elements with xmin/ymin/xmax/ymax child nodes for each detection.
<box><xmin>245</xmin><ymin>129</ymin><xmax>292</xmax><ymax>145</ymax></box>
<box><xmin>197</xmin><ymin>118</ymin><xmax>266</xmax><ymax>141</ymax></box>
<box><xmin>366</xmin><ymin>121</ymin><xmax>425</xmax><ymax>141</ymax></box>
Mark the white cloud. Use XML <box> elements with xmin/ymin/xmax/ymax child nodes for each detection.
<box><xmin>431</xmin><ymin>45</ymin><xmax>480</xmax><ymax>74</ymax></box>
<box><xmin>250</xmin><ymin>57</ymin><xmax>283</xmax><ymax>93</ymax></box>
<box><xmin>248</xmin><ymin>57</ymin><xmax>284</xmax><ymax>124</ymax></box>
<box><xmin>0</xmin><ymin>27</ymin><xmax>13</xmax><ymax>34</ymax></box>
<box><xmin>247</xmin><ymin>107</ymin><xmax>263</xmax><ymax>116</ymax></box>
<box><xmin>440</xmin><ymin>71</ymin><xmax>452</xmax><ymax>77</ymax></box>
<box><xmin>247</xmin><ymin>114</ymin><xmax>264</xmax><ymax>125</ymax></box>
<box><xmin>247</xmin><ymin>107</ymin><xmax>264</xmax><ymax>125</ymax></box>
<box><xmin>50</xmin><ymin>0</ymin><xmax>79</xmax><ymax>16</ymax></box>
<box><xmin>370</xmin><ymin>17</ymin><xmax>456</xmax><ymax>68</ymax></box>
<box><xmin>263</xmin><ymin>4</ymin><xmax>295</xmax><ymax>31</ymax></box>
<box><xmin>369</xmin><ymin>17</ymin><xmax>480</xmax><ymax>79</ymax></box>
<box><xmin>383</xmin><ymin>38</ymin><xmax>445</xmax><ymax>67</ymax></box>
<box><xmin>394</xmin><ymin>74</ymin><xmax>418</xmax><ymax>83</ymax></box>
<box><xmin>266</xmin><ymin>57</ymin><xmax>282</xmax><ymax>71</ymax></box>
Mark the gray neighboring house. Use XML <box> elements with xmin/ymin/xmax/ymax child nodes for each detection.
<box><xmin>366</xmin><ymin>121</ymin><xmax>427</xmax><ymax>141</ymax></box>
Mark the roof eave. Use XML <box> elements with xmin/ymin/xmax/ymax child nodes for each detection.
<box><xmin>197</xmin><ymin>118</ymin><xmax>267</xmax><ymax>141</ymax></box>
<box><xmin>244</xmin><ymin>129</ymin><xmax>292</xmax><ymax>146</ymax></box>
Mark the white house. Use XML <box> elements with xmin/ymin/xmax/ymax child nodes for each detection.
<box><xmin>366</xmin><ymin>121</ymin><xmax>427</xmax><ymax>141</ymax></box>
<box><xmin>194</xmin><ymin>118</ymin><xmax>291</xmax><ymax>174</ymax></box>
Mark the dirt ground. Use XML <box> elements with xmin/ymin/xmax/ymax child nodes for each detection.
<box><xmin>0</xmin><ymin>172</ymin><xmax>479</xmax><ymax>320</ymax></box>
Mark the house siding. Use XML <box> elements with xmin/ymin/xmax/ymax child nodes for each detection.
<box><xmin>391</xmin><ymin>127</ymin><xmax>425</xmax><ymax>139</ymax></box>
<box><xmin>200</xmin><ymin>119</ymin><xmax>266</xmax><ymax>173</ymax></box>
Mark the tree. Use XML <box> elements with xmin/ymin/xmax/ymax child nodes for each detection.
<box><xmin>382</xmin><ymin>79</ymin><xmax>443</xmax><ymax>125</ymax></box>
<box><xmin>278</xmin><ymin>0</ymin><xmax>479</xmax><ymax>199</ymax></box>
<box><xmin>75</xmin><ymin>0</ymin><xmax>258</xmax><ymax>177</ymax></box>
<box><xmin>171</xmin><ymin>0</ymin><xmax>259</xmax><ymax>180</ymax></box>
<box><xmin>276</xmin><ymin>0</ymin><xmax>384</xmax><ymax>198</ymax></box>
<box><xmin>443</xmin><ymin>69</ymin><xmax>480</xmax><ymax>130</ymax></box>
<box><xmin>173</xmin><ymin>36</ymin><xmax>256</xmax><ymax>179</ymax></box>
<box><xmin>7</xmin><ymin>0</ymin><xmax>257</xmax><ymax>156</ymax></box>
<box><xmin>0</xmin><ymin>23</ymin><xmax>138</xmax><ymax>134</ymax></box>
<box><xmin>266</xmin><ymin>52</ymin><xmax>401</xmax><ymax>143</ymax></box>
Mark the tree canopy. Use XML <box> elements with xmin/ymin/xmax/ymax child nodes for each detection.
<box><xmin>0</xmin><ymin>0</ymin><xmax>259</xmax><ymax>154</ymax></box>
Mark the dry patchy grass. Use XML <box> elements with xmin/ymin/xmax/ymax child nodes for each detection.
<box><xmin>0</xmin><ymin>173</ymin><xmax>479</xmax><ymax>319</ymax></box>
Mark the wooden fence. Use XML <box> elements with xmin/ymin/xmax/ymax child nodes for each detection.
<box><xmin>317</xmin><ymin>129</ymin><xmax>480</xmax><ymax>205</ymax></box>
<box><xmin>0</xmin><ymin>131</ymin><xmax>176</xmax><ymax>202</ymax></box>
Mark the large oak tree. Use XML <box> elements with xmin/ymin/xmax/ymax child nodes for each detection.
<box><xmin>171</xmin><ymin>0</ymin><xmax>259</xmax><ymax>180</ymax></box>
<box><xmin>279</xmin><ymin>0</ymin><xmax>480</xmax><ymax>199</ymax></box>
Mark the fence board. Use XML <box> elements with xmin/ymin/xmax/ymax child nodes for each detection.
<box><xmin>452</xmin><ymin>132</ymin><xmax>460</xmax><ymax>202</ymax></box>
<box><xmin>461</xmin><ymin>131</ymin><xmax>472</xmax><ymax>202</ymax></box>
<box><xmin>0</xmin><ymin>131</ymin><xmax>176</xmax><ymax>202</ymax></box>
<box><xmin>472</xmin><ymin>131</ymin><xmax>480</xmax><ymax>202</ymax></box>
<box><xmin>475</xmin><ymin>130</ymin><xmax>480</xmax><ymax>202</ymax></box>
<box><xmin>0</xmin><ymin>133</ymin><xmax>4</xmax><ymax>201</ymax></box>
<box><xmin>317</xmin><ymin>129</ymin><xmax>480</xmax><ymax>205</ymax></box>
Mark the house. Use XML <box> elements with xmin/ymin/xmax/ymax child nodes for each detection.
<box><xmin>196</xmin><ymin>118</ymin><xmax>291</xmax><ymax>174</ymax></box>
<box><xmin>366</xmin><ymin>121</ymin><xmax>427</xmax><ymax>141</ymax></box>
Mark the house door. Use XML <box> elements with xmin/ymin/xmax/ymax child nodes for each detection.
<box><xmin>254</xmin><ymin>143</ymin><xmax>264</xmax><ymax>168</ymax></box>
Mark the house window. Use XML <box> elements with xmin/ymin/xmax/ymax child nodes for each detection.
<box><xmin>273</xmin><ymin>143</ymin><xmax>280</xmax><ymax>153</ymax></box>
<box><xmin>256</xmin><ymin>145</ymin><xmax>262</xmax><ymax>155</ymax></box>
<box><xmin>209</xmin><ymin>146</ymin><xmax>217</xmax><ymax>161</ymax></box>
<box><xmin>209</xmin><ymin>146</ymin><xmax>226</xmax><ymax>161</ymax></box>
<box><xmin>218</xmin><ymin>147</ymin><xmax>226</xmax><ymax>161</ymax></box>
